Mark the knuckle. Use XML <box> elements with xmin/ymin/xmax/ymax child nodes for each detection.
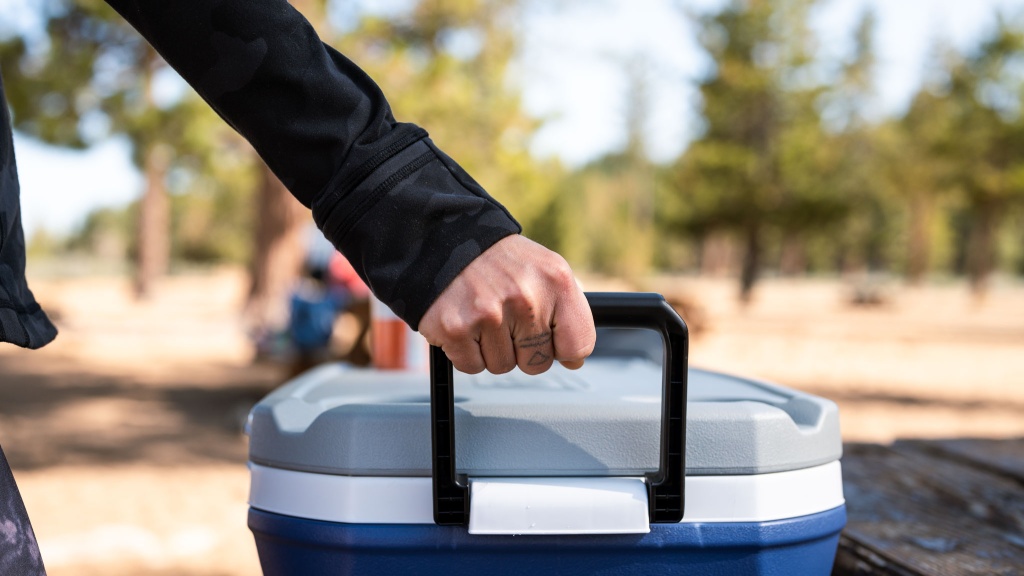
<box><xmin>507</xmin><ymin>286</ymin><xmax>537</xmax><ymax>317</ymax></box>
<box><xmin>546</xmin><ymin>257</ymin><xmax>576</xmax><ymax>289</ymax></box>
<box><xmin>440</xmin><ymin>315</ymin><xmax>472</xmax><ymax>340</ymax></box>
<box><xmin>473</xmin><ymin>300</ymin><xmax>504</xmax><ymax>329</ymax></box>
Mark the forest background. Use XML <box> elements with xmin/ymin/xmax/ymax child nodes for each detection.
<box><xmin>3</xmin><ymin>0</ymin><xmax>1024</xmax><ymax>320</ymax></box>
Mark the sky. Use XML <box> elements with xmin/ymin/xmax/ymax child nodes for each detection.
<box><xmin>7</xmin><ymin>0</ymin><xmax>1024</xmax><ymax>236</ymax></box>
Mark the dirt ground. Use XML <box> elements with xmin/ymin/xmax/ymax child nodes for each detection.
<box><xmin>1</xmin><ymin>267</ymin><xmax>1022</xmax><ymax>575</ymax></box>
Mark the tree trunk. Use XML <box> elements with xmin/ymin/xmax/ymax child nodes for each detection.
<box><xmin>133</xmin><ymin>47</ymin><xmax>171</xmax><ymax>300</ymax></box>
<box><xmin>739</xmin><ymin>224</ymin><xmax>761</xmax><ymax>304</ymax></box>
<box><xmin>133</xmin><ymin>144</ymin><xmax>171</xmax><ymax>299</ymax></box>
<box><xmin>700</xmin><ymin>231</ymin><xmax>736</xmax><ymax>277</ymax></box>
<box><xmin>966</xmin><ymin>200</ymin><xmax>999</xmax><ymax>301</ymax></box>
<box><xmin>246</xmin><ymin>162</ymin><xmax>309</xmax><ymax>332</ymax></box>
<box><xmin>906</xmin><ymin>191</ymin><xmax>931</xmax><ymax>285</ymax></box>
<box><xmin>778</xmin><ymin>233</ymin><xmax>805</xmax><ymax>276</ymax></box>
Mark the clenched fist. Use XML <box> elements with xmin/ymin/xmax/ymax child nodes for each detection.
<box><xmin>418</xmin><ymin>235</ymin><xmax>596</xmax><ymax>375</ymax></box>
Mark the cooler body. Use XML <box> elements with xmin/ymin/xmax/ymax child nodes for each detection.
<box><xmin>246</xmin><ymin>329</ymin><xmax>845</xmax><ymax>575</ymax></box>
<box><xmin>249</xmin><ymin>507</ymin><xmax>846</xmax><ymax>576</ymax></box>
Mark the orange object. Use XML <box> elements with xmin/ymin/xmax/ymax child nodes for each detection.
<box><xmin>371</xmin><ymin>298</ymin><xmax>427</xmax><ymax>371</ymax></box>
<box><xmin>372</xmin><ymin>316</ymin><xmax>408</xmax><ymax>369</ymax></box>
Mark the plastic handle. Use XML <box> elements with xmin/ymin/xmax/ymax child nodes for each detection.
<box><xmin>430</xmin><ymin>292</ymin><xmax>689</xmax><ymax>526</ymax></box>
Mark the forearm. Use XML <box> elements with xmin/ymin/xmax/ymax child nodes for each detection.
<box><xmin>104</xmin><ymin>0</ymin><xmax>520</xmax><ymax>328</ymax></box>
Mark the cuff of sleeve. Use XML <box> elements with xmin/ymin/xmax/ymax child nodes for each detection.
<box><xmin>0</xmin><ymin>264</ymin><xmax>58</xmax><ymax>349</ymax></box>
<box><xmin>312</xmin><ymin>136</ymin><xmax>521</xmax><ymax>330</ymax></box>
<box><xmin>0</xmin><ymin>303</ymin><xmax>57</xmax><ymax>350</ymax></box>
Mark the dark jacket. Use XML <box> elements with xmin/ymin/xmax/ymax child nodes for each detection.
<box><xmin>0</xmin><ymin>72</ymin><xmax>58</xmax><ymax>350</ymax></box>
<box><xmin>0</xmin><ymin>0</ymin><xmax>522</xmax><ymax>351</ymax></box>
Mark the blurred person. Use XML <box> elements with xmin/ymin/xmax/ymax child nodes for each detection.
<box><xmin>285</xmin><ymin>229</ymin><xmax>369</xmax><ymax>375</ymax></box>
<box><xmin>327</xmin><ymin>251</ymin><xmax>373</xmax><ymax>367</ymax></box>
<box><xmin>287</xmin><ymin>262</ymin><xmax>346</xmax><ymax>378</ymax></box>
<box><xmin>279</xmin><ymin>227</ymin><xmax>371</xmax><ymax>371</ymax></box>
<box><xmin>0</xmin><ymin>1</ymin><xmax>595</xmax><ymax>572</ymax></box>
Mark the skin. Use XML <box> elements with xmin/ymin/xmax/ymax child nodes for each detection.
<box><xmin>419</xmin><ymin>235</ymin><xmax>597</xmax><ymax>375</ymax></box>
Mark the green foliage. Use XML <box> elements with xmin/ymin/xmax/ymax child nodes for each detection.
<box><xmin>334</xmin><ymin>0</ymin><xmax>563</xmax><ymax>239</ymax></box>
<box><xmin>892</xmin><ymin>15</ymin><xmax>1024</xmax><ymax>289</ymax></box>
<box><xmin>662</xmin><ymin>0</ymin><xmax>1024</xmax><ymax>296</ymax></box>
<box><xmin>663</xmin><ymin>0</ymin><xmax>850</xmax><ymax>296</ymax></box>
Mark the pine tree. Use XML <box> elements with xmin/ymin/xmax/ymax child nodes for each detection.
<box><xmin>0</xmin><ymin>1</ymin><xmax>217</xmax><ymax>297</ymax></box>
<box><xmin>666</xmin><ymin>0</ymin><xmax>843</xmax><ymax>301</ymax></box>
<box><xmin>915</xmin><ymin>17</ymin><xmax>1024</xmax><ymax>296</ymax></box>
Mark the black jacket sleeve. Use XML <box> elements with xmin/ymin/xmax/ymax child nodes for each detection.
<box><xmin>104</xmin><ymin>0</ymin><xmax>521</xmax><ymax>329</ymax></box>
<box><xmin>0</xmin><ymin>71</ymin><xmax>58</xmax><ymax>349</ymax></box>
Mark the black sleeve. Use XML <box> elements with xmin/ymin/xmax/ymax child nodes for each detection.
<box><xmin>104</xmin><ymin>0</ymin><xmax>521</xmax><ymax>329</ymax></box>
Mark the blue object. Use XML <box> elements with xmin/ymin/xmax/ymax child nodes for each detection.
<box><xmin>288</xmin><ymin>290</ymin><xmax>342</xmax><ymax>351</ymax></box>
<box><xmin>248</xmin><ymin>505</ymin><xmax>846</xmax><ymax>576</ymax></box>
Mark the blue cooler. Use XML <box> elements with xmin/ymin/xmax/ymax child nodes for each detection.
<box><xmin>247</xmin><ymin>293</ymin><xmax>845</xmax><ymax>575</ymax></box>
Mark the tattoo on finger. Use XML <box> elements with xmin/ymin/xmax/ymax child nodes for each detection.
<box><xmin>518</xmin><ymin>332</ymin><xmax>552</xmax><ymax>349</ymax></box>
<box><xmin>528</xmin><ymin>351</ymin><xmax>551</xmax><ymax>366</ymax></box>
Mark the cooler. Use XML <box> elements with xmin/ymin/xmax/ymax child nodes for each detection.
<box><xmin>247</xmin><ymin>293</ymin><xmax>845</xmax><ymax>575</ymax></box>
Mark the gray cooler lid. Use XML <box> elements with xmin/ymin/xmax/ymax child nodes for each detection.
<box><xmin>248</xmin><ymin>330</ymin><xmax>841</xmax><ymax>477</ymax></box>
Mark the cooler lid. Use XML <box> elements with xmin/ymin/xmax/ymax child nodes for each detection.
<box><xmin>248</xmin><ymin>329</ymin><xmax>841</xmax><ymax>477</ymax></box>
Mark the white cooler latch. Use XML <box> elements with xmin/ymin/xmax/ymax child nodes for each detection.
<box><xmin>468</xmin><ymin>477</ymin><xmax>651</xmax><ymax>535</ymax></box>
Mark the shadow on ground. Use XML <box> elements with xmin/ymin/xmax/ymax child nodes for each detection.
<box><xmin>0</xmin><ymin>352</ymin><xmax>280</xmax><ymax>470</ymax></box>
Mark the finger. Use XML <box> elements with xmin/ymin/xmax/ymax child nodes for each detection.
<box><xmin>479</xmin><ymin>323</ymin><xmax>516</xmax><ymax>374</ymax></box>
<box><xmin>558</xmin><ymin>358</ymin><xmax>585</xmax><ymax>370</ymax></box>
<box><xmin>552</xmin><ymin>283</ymin><xmax>596</xmax><ymax>368</ymax></box>
<box><xmin>514</xmin><ymin>326</ymin><xmax>555</xmax><ymax>375</ymax></box>
<box><xmin>442</xmin><ymin>340</ymin><xmax>486</xmax><ymax>374</ymax></box>
<box><xmin>420</xmin><ymin>302</ymin><xmax>487</xmax><ymax>374</ymax></box>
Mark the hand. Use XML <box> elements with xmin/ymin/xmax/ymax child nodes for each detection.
<box><xmin>419</xmin><ymin>235</ymin><xmax>596</xmax><ymax>375</ymax></box>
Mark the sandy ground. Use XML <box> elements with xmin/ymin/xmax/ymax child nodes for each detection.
<box><xmin>1</xmin><ymin>267</ymin><xmax>1022</xmax><ymax>575</ymax></box>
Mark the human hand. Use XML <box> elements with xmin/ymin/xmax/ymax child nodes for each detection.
<box><xmin>418</xmin><ymin>235</ymin><xmax>596</xmax><ymax>375</ymax></box>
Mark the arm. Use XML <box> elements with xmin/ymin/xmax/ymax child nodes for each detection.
<box><xmin>105</xmin><ymin>0</ymin><xmax>594</xmax><ymax>372</ymax></box>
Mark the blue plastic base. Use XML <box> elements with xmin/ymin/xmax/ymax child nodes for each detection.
<box><xmin>249</xmin><ymin>505</ymin><xmax>846</xmax><ymax>576</ymax></box>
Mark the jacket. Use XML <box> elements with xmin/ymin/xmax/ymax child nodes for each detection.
<box><xmin>0</xmin><ymin>72</ymin><xmax>58</xmax><ymax>349</ymax></box>
<box><xmin>0</xmin><ymin>0</ymin><xmax>522</xmax><ymax>350</ymax></box>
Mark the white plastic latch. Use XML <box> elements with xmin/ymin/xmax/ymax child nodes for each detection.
<box><xmin>467</xmin><ymin>477</ymin><xmax>650</xmax><ymax>535</ymax></box>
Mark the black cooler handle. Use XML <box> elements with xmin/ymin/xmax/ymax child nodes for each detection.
<box><xmin>430</xmin><ymin>292</ymin><xmax>689</xmax><ymax>526</ymax></box>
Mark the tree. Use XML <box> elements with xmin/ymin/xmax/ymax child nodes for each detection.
<box><xmin>914</xmin><ymin>17</ymin><xmax>1024</xmax><ymax>296</ymax></box>
<box><xmin>885</xmin><ymin>60</ymin><xmax>955</xmax><ymax>284</ymax></box>
<box><xmin>0</xmin><ymin>0</ymin><xmax>236</xmax><ymax>297</ymax></box>
<box><xmin>666</xmin><ymin>0</ymin><xmax>843</xmax><ymax>301</ymax></box>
